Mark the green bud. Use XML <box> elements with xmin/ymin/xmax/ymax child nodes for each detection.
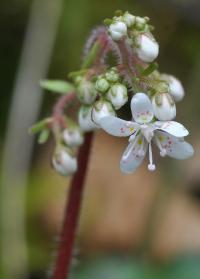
<box><xmin>105</xmin><ymin>69</ymin><xmax>119</xmax><ymax>83</ymax></box>
<box><xmin>95</xmin><ymin>78</ymin><xmax>110</xmax><ymax>93</ymax></box>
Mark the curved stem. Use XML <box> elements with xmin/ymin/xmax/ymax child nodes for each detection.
<box><xmin>52</xmin><ymin>132</ymin><xmax>93</xmax><ymax>279</ymax></box>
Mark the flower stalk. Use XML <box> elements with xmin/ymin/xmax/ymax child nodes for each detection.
<box><xmin>52</xmin><ymin>132</ymin><xmax>93</xmax><ymax>279</ymax></box>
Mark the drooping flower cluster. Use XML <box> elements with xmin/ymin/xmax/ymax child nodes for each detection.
<box><xmin>30</xmin><ymin>10</ymin><xmax>193</xmax><ymax>176</ymax></box>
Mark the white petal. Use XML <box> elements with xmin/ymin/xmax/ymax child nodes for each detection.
<box><xmin>99</xmin><ymin>116</ymin><xmax>139</xmax><ymax>137</ymax></box>
<box><xmin>131</xmin><ymin>93</ymin><xmax>154</xmax><ymax>124</ymax></box>
<box><xmin>154</xmin><ymin>121</ymin><xmax>189</xmax><ymax>137</ymax></box>
<box><xmin>120</xmin><ymin>134</ymin><xmax>148</xmax><ymax>173</ymax></box>
<box><xmin>155</xmin><ymin>131</ymin><xmax>194</xmax><ymax>160</ymax></box>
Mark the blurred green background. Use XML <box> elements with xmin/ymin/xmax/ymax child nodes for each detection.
<box><xmin>1</xmin><ymin>0</ymin><xmax>200</xmax><ymax>279</ymax></box>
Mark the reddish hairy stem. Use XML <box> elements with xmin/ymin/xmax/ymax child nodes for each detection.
<box><xmin>52</xmin><ymin>93</ymin><xmax>76</xmax><ymax>128</ymax></box>
<box><xmin>53</xmin><ymin>93</ymin><xmax>76</xmax><ymax>116</ymax></box>
<box><xmin>52</xmin><ymin>132</ymin><xmax>94</xmax><ymax>279</ymax></box>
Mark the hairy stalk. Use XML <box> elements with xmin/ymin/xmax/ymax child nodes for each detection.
<box><xmin>52</xmin><ymin>93</ymin><xmax>76</xmax><ymax>129</ymax></box>
<box><xmin>52</xmin><ymin>132</ymin><xmax>93</xmax><ymax>279</ymax></box>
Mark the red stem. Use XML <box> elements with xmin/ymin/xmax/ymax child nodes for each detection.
<box><xmin>52</xmin><ymin>132</ymin><xmax>94</xmax><ymax>279</ymax></box>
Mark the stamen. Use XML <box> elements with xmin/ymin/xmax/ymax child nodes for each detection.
<box><xmin>137</xmin><ymin>139</ymin><xmax>145</xmax><ymax>157</ymax></box>
<box><xmin>155</xmin><ymin>137</ymin><xmax>167</xmax><ymax>157</ymax></box>
<box><xmin>148</xmin><ymin>142</ymin><xmax>156</xmax><ymax>171</ymax></box>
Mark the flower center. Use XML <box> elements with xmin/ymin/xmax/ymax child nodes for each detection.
<box><xmin>140</xmin><ymin>124</ymin><xmax>154</xmax><ymax>142</ymax></box>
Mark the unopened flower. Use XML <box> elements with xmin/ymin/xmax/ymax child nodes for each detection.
<box><xmin>92</xmin><ymin>100</ymin><xmax>115</xmax><ymax>125</ymax></box>
<box><xmin>134</xmin><ymin>33</ymin><xmax>159</xmax><ymax>63</ymax></box>
<box><xmin>162</xmin><ymin>74</ymin><xmax>185</xmax><ymax>102</ymax></box>
<box><xmin>78</xmin><ymin>105</ymin><xmax>98</xmax><ymax>132</ymax></box>
<box><xmin>152</xmin><ymin>92</ymin><xmax>176</xmax><ymax>121</ymax></box>
<box><xmin>108</xmin><ymin>21</ymin><xmax>127</xmax><ymax>41</ymax></box>
<box><xmin>77</xmin><ymin>78</ymin><xmax>97</xmax><ymax>105</ymax></box>
<box><xmin>105</xmin><ymin>69</ymin><xmax>120</xmax><ymax>83</ymax></box>
<box><xmin>63</xmin><ymin>128</ymin><xmax>84</xmax><ymax>147</ymax></box>
<box><xmin>135</xmin><ymin>16</ymin><xmax>147</xmax><ymax>29</ymax></box>
<box><xmin>52</xmin><ymin>149</ymin><xmax>77</xmax><ymax>176</ymax></box>
<box><xmin>99</xmin><ymin>93</ymin><xmax>193</xmax><ymax>173</ymax></box>
<box><xmin>122</xmin><ymin>12</ymin><xmax>136</xmax><ymax>27</ymax></box>
<box><xmin>107</xmin><ymin>83</ymin><xmax>128</xmax><ymax>109</ymax></box>
<box><xmin>95</xmin><ymin>77</ymin><xmax>110</xmax><ymax>93</ymax></box>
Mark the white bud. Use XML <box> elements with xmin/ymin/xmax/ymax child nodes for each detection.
<box><xmin>162</xmin><ymin>74</ymin><xmax>185</xmax><ymax>102</ymax></box>
<box><xmin>135</xmin><ymin>16</ymin><xmax>146</xmax><ymax>27</ymax></box>
<box><xmin>92</xmin><ymin>100</ymin><xmax>115</xmax><ymax>125</ymax></box>
<box><xmin>95</xmin><ymin>78</ymin><xmax>110</xmax><ymax>93</ymax></box>
<box><xmin>78</xmin><ymin>105</ymin><xmax>98</xmax><ymax>132</ymax></box>
<box><xmin>134</xmin><ymin>33</ymin><xmax>159</xmax><ymax>63</ymax></box>
<box><xmin>123</xmin><ymin>12</ymin><xmax>136</xmax><ymax>27</ymax></box>
<box><xmin>63</xmin><ymin>128</ymin><xmax>84</xmax><ymax>147</ymax></box>
<box><xmin>107</xmin><ymin>84</ymin><xmax>128</xmax><ymax>109</ymax></box>
<box><xmin>152</xmin><ymin>93</ymin><xmax>176</xmax><ymax>121</ymax></box>
<box><xmin>77</xmin><ymin>78</ymin><xmax>97</xmax><ymax>105</ymax></box>
<box><xmin>108</xmin><ymin>21</ymin><xmax>127</xmax><ymax>41</ymax></box>
<box><xmin>52</xmin><ymin>149</ymin><xmax>77</xmax><ymax>176</ymax></box>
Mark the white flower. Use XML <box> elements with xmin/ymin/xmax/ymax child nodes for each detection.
<box><xmin>107</xmin><ymin>84</ymin><xmax>128</xmax><ymax>109</ymax></box>
<box><xmin>63</xmin><ymin>128</ymin><xmax>84</xmax><ymax>147</ymax></box>
<box><xmin>92</xmin><ymin>100</ymin><xmax>115</xmax><ymax>125</ymax></box>
<box><xmin>77</xmin><ymin>78</ymin><xmax>97</xmax><ymax>105</ymax></box>
<box><xmin>162</xmin><ymin>74</ymin><xmax>185</xmax><ymax>102</ymax></box>
<box><xmin>99</xmin><ymin>93</ymin><xmax>194</xmax><ymax>173</ymax></box>
<box><xmin>152</xmin><ymin>92</ymin><xmax>176</xmax><ymax>121</ymax></box>
<box><xmin>123</xmin><ymin>12</ymin><xmax>136</xmax><ymax>27</ymax></box>
<box><xmin>52</xmin><ymin>149</ymin><xmax>77</xmax><ymax>176</ymax></box>
<box><xmin>108</xmin><ymin>21</ymin><xmax>127</xmax><ymax>41</ymax></box>
<box><xmin>134</xmin><ymin>33</ymin><xmax>159</xmax><ymax>63</ymax></box>
<box><xmin>78</xmin><ymin>105</ymin><xmax>98</xmax><ymax>132</ymax></box>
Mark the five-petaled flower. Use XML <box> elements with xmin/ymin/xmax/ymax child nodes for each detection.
<box><xmin>99</xmin><ymin>93</ymin><xmax>194</xmax><ymax>173</ymax></box>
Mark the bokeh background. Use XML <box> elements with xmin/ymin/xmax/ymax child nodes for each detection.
<box><xmin>1</xmin><ymin>0</ymin><xmax>200</xmax><ymax>278</ymax></box>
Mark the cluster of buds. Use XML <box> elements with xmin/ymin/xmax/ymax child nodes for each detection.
<box><xmin>106</xmin><ymin>11</ymin><xmax>159</xmax><ymax>63</ymax></box>
<box><xmin>30</xmin><ymin>10</ymin><xmax>192</xmax><ymax>176</ymax></box>
<box><xmin>77</xmin><ymin>67</ymin><xmax>128</xmax><ymax>130</ymax></box>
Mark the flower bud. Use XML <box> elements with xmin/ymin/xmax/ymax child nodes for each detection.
<box><xmin>108</xmin><ymin>21</ymin><xmax>127</xmax><ymax>41</ymax></box>
<box><xmin>78</xmin><ymin>105</ymin><xmax>98</xmax><ymax>132</ymax></box>
<box><xmin>152</xmin><ymin>92</ymin><xmax>176</xmax><ymax>121</ymax></box>
<box><xmin>95</xmin><ymin>77</ymin><xmax>110</xmax><ymax>93</ymax></box>
<box><xmin>63</xmin><ymin>128</ymin><xmax>84</xmax><ymax>147</ymax></box>
<box><xmin>134</xmin><ymin>33</ymin><xmax>159</xmax><ymax>63</ymax></box>
<box><xmin>77</xmin><ymin>78</ymin><xmax>97</xmax><ymax>105</ymax></box>
<box><xmin>122</xmin><ymin>12</ymin><xmax>136</xmax><ymax>27</ymax></box>
<box><xmin>162</xmin><ymin>74</ymin><xmax>185</xmax><ymax>102</ymax></box>
<box><xmin>135</xmin><ymin>16</ymin><xmax>147</xmax><ymax>29</ymax></box>
<box><xmin>105</xmin><ymin>69</ymin><xmax>119</xmax><ymax>83</ymax></box>
<box><xmin>92</xmin><ymin>100</ymin><xmax>115</xmax><ymax>125</ymax></box>
<box><xmin>52</xmin><ymin>149</ymin><xmax>77</xmax><ymax>176</ymax></box>
<box><xmin>107</xmin><ymin>84</ymin><xmax>128</xmax><ymax>109</ymax></box>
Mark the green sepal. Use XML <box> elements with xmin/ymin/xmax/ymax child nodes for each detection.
<box><xmin>104</xmin><ymin>18</ymin><xmax>112</xmax><ymax>26</ymax></box>
<box><xmin>68</xmin><ymin>69</ymin><xmax>88</xmax><ymax>80</ymax></box>
<box><xmin>29</xmin><ymin>118</ymin><xmax>51</xmax><ymax>134</ymax></box>
<box><xmin>141</xmin><ymin>63</ymin><xmax>158</xmax><ymax>76</ymax></box>
<box><xmin>40</xmin><ymin>80</ymin><xmax>75</xmax><ymax>94</ymax></box>
<box><xmin>81</xmin><ymin>42</ymin><xmax>101</xmax><ymax>69</ymax></box>
<box><xmin>38</xmin><ymin>129</ymin><xmax>50</xmax><ymax>144</ymax></box>
<box><xmin>114</xmin><ymin>10</ymin><xmax>123</xmax><ymax>16</ymax></box>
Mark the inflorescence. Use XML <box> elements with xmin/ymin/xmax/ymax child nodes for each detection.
<box><xmin>30</xmin><ymin>10</ymin><xmax>193</xmax><ymax>175</ymax></box>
